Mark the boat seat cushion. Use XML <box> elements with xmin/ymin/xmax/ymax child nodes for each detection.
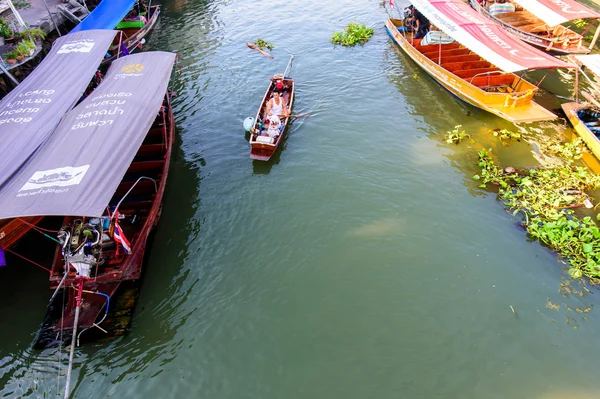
<box><xmin>256</xmin><ymin>136</ymin><xmax>274</xmax><ymax>144</ymax></box>
<box><xmin>116</xmin><ymin>21</ymin><xmax>145</xmax><ymax>29</ymax></box>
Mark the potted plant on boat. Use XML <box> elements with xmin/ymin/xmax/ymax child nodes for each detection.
<box><xmin>0</xmin><ymin>18</ymin><xmax>17</xmax><ymax>46</ymax></box>
<box><xmin>4</xmin><ymin>50</ymin><xmax>18</xmax><ymax>66</ymax></box>
<box><xmin>19</xmin><ymin>28</ymin><xmax>46</xmax><ymax>42</ymax></box>
<box><xmin>0</xmin><ymin>18</ymin><xmax>12</xmax><ymax>46</ymax></box>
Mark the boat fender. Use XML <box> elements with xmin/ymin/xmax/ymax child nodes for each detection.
<box><xmin>243</xmin><ymin>117</ymin><xmax>254</xmax><ymax>132</ymax></box>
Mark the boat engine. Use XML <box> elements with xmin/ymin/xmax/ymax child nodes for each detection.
<box><xmin>57</xmin><ymin>218</ymin><xmax>106</xmax><ymax>278</ymax></box>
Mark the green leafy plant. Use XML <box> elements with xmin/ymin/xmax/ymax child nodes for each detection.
<box><xmin>331</xmin><ymin>22</ymin><xmax>374</xmax><ymax>46</ymax></box>
<box><xmin>490</xmin><ymin>128</ymin><xmax>521</xmax><ymax>141</ymax></box>
<box><xmin>12</xmin><ymin>0</ymin><xmax>31</xmax><ymax>10</ymax></box>
<box><xmin>0</xmin><ymin>18</ymin><xmax>12</xmax><ymax>38</ymax></box>
<box><xmin>14</xmin><ymin>40</ymin><xmax>33</xmax><ymax>57</ymax></box>
<box><xmin>4</xmin><ymin>50</ymin><xmax>18</xmax><ymax>61</ymax></box>
<box><xmin>472</xmin><ymin>139</ymin><xmax>600</xmax><ymax>283</ymax></box>
<box><xmin>254</xmin><ymin>38</ymin><xmax>274</xmax><ymax>51</ymax></box>
<box><xmin>445</xmin><ymin>125</ymin><xmax>470</xmax><ymax>144</ymax></box>
<box><xmin>19</xmin><ymin>28</ymin><xmax>46</xmax><ymax>41</ymax></box>
<box><xmin>571</xmin><ymin>19</ymin><xmax>587</xmax><ymax>29</ymax></box>
<box><xmin>539</xmin><ymin>137</ymin><xmax>587</xmax><ymax>163</ymax></box>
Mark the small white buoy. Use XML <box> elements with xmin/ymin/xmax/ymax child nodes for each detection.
<box><xmin>243</xmin><ymin>117</ymin><xmax>254</xmax><ymax>132</ymax></box>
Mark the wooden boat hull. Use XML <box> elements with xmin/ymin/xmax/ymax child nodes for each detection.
<box><xmin>562</xmin><ymin>102</ymin><xmax>600</xmax><ymax>161</ymax></box>
<box><xmin>42</xmin><ymin>93</ymin><xmax>174</xmax><ymax>335</ymax></box>
<box><xmin>102</xmin><ymin>5</ymin><xmax>160</xmax><ymax>65</ymax></box>
<box><xmin>0</xmin><ymin>217</ymin><xmax>43</xmax><ymax>249</ymax></box>
<box><xmin>385</xmin><ymin>18</ymin><xmax>556</xmax><ymax>123</ymax></box>
<box><xmin>469</xmin><ymin>1</ymin><xmax>589</xmax><ymax>55</ymax></box>
<box><xmin>249</xmin><ymin>76</ymin><xmax>295</xmax><ymax>161</ymax></box>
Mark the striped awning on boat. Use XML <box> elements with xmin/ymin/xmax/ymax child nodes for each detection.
<box><xmin>510</xmin><ymin>0</ymin><xmax>600</xmax><ymax>27</ymax></box>
<box><xmin>575</xmin><ymin>54</ymin><xmax>600</xmax><ymax>78</ymax></box>
<box><xmin>410</xmin><ymin>0</ymin><xmax>573</xmax><ymax>72</ymax></box>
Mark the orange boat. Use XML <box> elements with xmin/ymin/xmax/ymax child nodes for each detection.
<box><xmin>0</xmin><ymin>217</ymin><xmax>43</xmax><ymax>249</ymax></box>
<box><xmin>386</xmin><ymin>0</ymin><xmax>573</xmax><ymax>123</ymax></box>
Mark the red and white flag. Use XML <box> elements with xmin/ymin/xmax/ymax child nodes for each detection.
<box><xmin>113</xmin><ymin>211</ymin><xmax>131</xmax><ymax>255</ymax></box>
<box><xmin>389</xmin><ymin>0</ymin><xmax>395</xmax><ymax>8</ymax></box>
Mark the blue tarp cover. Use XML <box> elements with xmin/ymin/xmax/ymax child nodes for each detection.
<box><xmin>70</xmin><ymin>0</ymin><xmax>137</xmax><ymax>32</ymax></box>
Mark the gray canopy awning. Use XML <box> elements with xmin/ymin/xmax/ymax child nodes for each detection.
<box><xmin>0</xmin><ymin>51</ymin><xmax>176</xmax><ymax>219</ymax></box>
<box><xmin>0</xmin><ymin>30</ymin><xmax>117</xmax><ymax>190</ymax></box>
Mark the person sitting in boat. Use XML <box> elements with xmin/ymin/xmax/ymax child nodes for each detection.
<box><xmin>262</xmin><ymin>115</ymin><xmax>281</xmax><ymax>138</ymax></box>
<box><xmin>412</xmin><ymin>8</ymin><xmax>430</xmax><ymax>39</ymax></box>
<box><xmin>125</xmin><ymin>9</ymin><xmax>147</xmax><ymax>24</ymax></box>
<box><xmin>265</xmin><ymin>89</ymin><xmax>289</xmax><ymax>120</ymax></box>
<box><xmin>489</xmin><ymin>0</ymin><xmax>515</xmax><ymax>15</ymax></box>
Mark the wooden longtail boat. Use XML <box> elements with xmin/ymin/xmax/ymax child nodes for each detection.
<box><xmin>249</xmin><ymin>74</ymin><xmax>295</xmax><ymax>161</ymax></box>
<box><xmin>469</xmin><ymin>0</ymin><xmax>594</xmax><ymax>55</ymax></box>
<box><xmin>43</xmin><ymin>93</ymin><xmax>174</xmax><ymax>336</ymax></box>
<box><xmin>562</xmin><ymin>102</ymin><xmax>600</xmax><ymax>160</ymax></box>
<box><xmin>103</xmin><ymin>5</ymin><xmax>160</xmax><ymax>64</ymax></box>
<box><xmin>562</xmin><ymin>55</ymin><xmax>600</xmax><ymax>163</ymax></box>
<box><xmin>386</xmin><ymin>18</ymin><xmax>556</xmax><ymax>123</ymax></box>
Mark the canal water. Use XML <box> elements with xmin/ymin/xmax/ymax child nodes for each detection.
<box><xmin>2</xmin><ymin>0</ymin><xmax>600</xmax><ymax>397</ymax></box>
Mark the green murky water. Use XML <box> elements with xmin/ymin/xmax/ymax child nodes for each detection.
<box><xmin>2</xmin><ymin>0</ymin><xmax>600</xmax><ymax>398</ymax></box>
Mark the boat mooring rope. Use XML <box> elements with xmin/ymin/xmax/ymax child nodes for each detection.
<box><xmin>3</xmin><ymin>248</ymin><xmax>51</xmax><ymax>273</ymax></box>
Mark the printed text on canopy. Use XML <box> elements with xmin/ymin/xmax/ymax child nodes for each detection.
<box><xmin>0</xmin><ymin>51</ymin><xmax>177</xmax><ymax>219</ymax></box>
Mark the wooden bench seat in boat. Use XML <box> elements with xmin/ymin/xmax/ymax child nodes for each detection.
<box><xmin>413</xmin><ymin>41</ymin><xmax>461</xmax><ymax>54</ymax></box>
<box><xmin>454</xmin><ymin>67</ymin><xmax>501</xmax><ymax>79</ymax></box>
<box><xmin>470</xmin><ymin>74</ymin><xmax>515</xmax><ymax>88</ymax></box>
<box><xmin>428</xmin><ymin>54</ymin><xmax>481</xmax><ymax>63</ymax></box>
<box><xmin>441</xmin><ymin>60</ymin><xmax>492</xmax><ymax>71</ymax></box>
<box><xmin>422</xmin><ymin>48</ymin><xmax>471</xmax><ymax>59</ymax></box>
<box><xmin>126</xmin><ymin>160</ymin><xmax>165</xmax><ymax>173</ymax></box>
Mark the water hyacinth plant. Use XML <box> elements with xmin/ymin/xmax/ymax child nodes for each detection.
<box><xmin>253</xmin><ymin>38</ymin><xmax>274</xmax><ymax>51</ymax></box>
<box><xmin>331</xmin><ymin>22</ymin><xmax>374</xmax><ymax>46</ymax></box>
<box><xmin>445</xmin><ymin>125</ymin><xmax>470</xmax><ymax>144</ymax></box>
<box><xmin>473</xmin><ymin>144</ymin><xmax>600</xmax><ymax>282</ymax></box>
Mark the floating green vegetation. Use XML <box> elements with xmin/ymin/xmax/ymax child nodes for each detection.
<box><xmin>473</xmin><ymin>145</ymin><xmax>600</xmax><ymax>282</ymax></box>
<box><xmin>331</xmin><ymin>22</ymin><xmax>374</xmax><ymax>46</ymax></box>
<box><xmin>489</xmin><ymin>128</ymin><xmax>521</xmax><ymax>142</ymax></box>
<box><xmin>253</xmin><ymin>38</ymin><xmax>274</xmax><ymax>51</ymax></box>
<box><xmin>539</xmin><ymin>137</ymin><xmax>587</xmax><ymax>162</ymax></box>
<box><xmin>445</xmin><ymin>125</ymin><xmax>470</xmax><ymax>144</ymax></box>
<box><xmin>571</xmin><ymin>19</ymin><xmax>587</xmax><ymax>29</ymax></box>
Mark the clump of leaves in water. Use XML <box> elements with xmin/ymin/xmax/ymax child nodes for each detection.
<box><xmin>539</xmin><ymin>137</ymin><xmax>587</xmax><ymax>163</ymax></box>
<box><xmin>254</xmin><ymin>38</ymin><xmax>274</xmax><ymax>51</ymax></box>
<box><xmin>445</xmin><ymin>125</ymin><xmax>470</xmax><ymax>144</ymax></box>
<box><xmin>472</xmin><ymin>143</ymin><xmax>600</xmax><ymax>283</ymax></box>
<box><xmin>489</xmin><ymin>128</ymin><xmax>521</xmax><ymax>142</ymax></box>
<box><xmin>331</xmin><ymin>22</ymin><xmax>374</xmax><ymax>46</ymax></box>
<box><xmin>572</xmin><ymin>19</ymin><xmax>587</xmax><ymax>29</ymax></box>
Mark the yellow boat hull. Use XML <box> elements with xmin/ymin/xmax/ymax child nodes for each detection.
<box><xmin>385</xmin><ymin>19</ymin><xmax>557</xmax><ymax>123</ymax></box>
<box><xmin>562</xmin><ymin>102</ymin><xmax>600</xmax><ymax>161</ymax></box>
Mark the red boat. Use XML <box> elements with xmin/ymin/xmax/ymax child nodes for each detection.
<box><xmin>47</xmin><ymin>93</ymin><xmax>174</xmax><ymax>335</ymax></box>
<box><xmin>0</xmin><ymin>51</ymin><xmax>176</xmax><ymax>345</ymax></box>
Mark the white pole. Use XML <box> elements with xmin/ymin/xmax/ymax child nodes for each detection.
<box><xmin>589</xmin><ymin>22</ymin><xmax>600</xmax><ymax>50</ymax></box>
<box><xmin>5</xmin><ymin>0</ymin><xmax>27</xmax><ymax>28</ymax></box>
<box><xmin>0</xmin><ymin>63</ymin><xmax>19</xmax><ymax>86</ymax></box>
